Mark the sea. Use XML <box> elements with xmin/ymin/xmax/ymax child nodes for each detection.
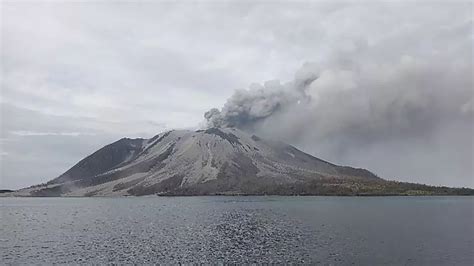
<box><xmin>1</xmin><ymin>196</ymin><xmax>473</xmax><ymax>265</ymax></box>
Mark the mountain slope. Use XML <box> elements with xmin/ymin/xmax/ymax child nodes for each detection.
<box><xmin>11</xmin><ymin>128</ymin><xmax>473</xmax><ymax>196</ymax></box>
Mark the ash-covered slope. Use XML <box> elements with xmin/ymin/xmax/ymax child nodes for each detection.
<box><xmin>13</xmin><ymin>128</ymin><xmax>472</xmax><ymax>196</ymax></box>
<box><xmin>14</xmin><ymin>128</ymin><xmax>376</xmax><ymax>196</ymax></box>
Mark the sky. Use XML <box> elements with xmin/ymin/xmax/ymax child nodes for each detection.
<box><xmin>1</xmin><ymin>1</ymin><xmax>473</xmax><ymax>189</ymax></box>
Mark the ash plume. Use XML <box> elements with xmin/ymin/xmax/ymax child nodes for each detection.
<box><xmin>204</xmin><ymin>34</ymin><xmax>473</xmax><ymax>186</ymax></box>
<box><xmin>204</xmin><ymin>63</ymin><xmax>320</xmax><ymax>129</ymax></box>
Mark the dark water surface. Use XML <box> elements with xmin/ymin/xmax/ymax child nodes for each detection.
<box><xmin>1</xmin><ymin>196</ymin><xmax>473</xmax><ymax>265</ymax></box>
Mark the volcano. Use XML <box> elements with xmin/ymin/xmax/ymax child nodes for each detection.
<box><xmin>12</xmin><ymin>128</ymin><xmax>473</xmax><ymax>196</ymax></box>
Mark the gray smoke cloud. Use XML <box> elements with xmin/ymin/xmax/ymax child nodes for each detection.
<box><xmin>204</xmin><ymin>22</ymin><xmax>473</xmax><ymax>186</ymax></box>
<box><xmin>205</xmin><ymin>64</ymin><xmax>321</xmax><ymax>129</ymax></box>
<box><xmin>206</xmin><ymin>57</ymin><xmax>473</xmax><ymax>136</ymax></box>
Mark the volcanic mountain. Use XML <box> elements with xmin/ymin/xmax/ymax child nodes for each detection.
<box><xmin>12</xmin><ymin>128</ymin><xmax>473</xmax><ymax>196</ymax></box>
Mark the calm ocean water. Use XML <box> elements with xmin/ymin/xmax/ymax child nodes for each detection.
<box><xmin>1</xmin><ymin>196</ymin><xmax>473</xmax><ymax>265</ymax></box>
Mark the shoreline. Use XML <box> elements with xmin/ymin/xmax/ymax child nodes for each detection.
<box><xmin>2</xmin><ymin>193</ymin><xmax>474</xmax><ymax>198</ymax></box>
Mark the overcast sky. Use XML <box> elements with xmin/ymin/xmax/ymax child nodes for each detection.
<box><xmin>1</xmin><ymin>1</ymin><xmax>473</xmax><ymax>189</ymax></box>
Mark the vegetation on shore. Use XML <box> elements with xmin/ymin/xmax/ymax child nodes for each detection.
<box><xmin>158</xmin><ymin>179</ymin><xmax>474</xmax><ymax>196</ymax></box>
